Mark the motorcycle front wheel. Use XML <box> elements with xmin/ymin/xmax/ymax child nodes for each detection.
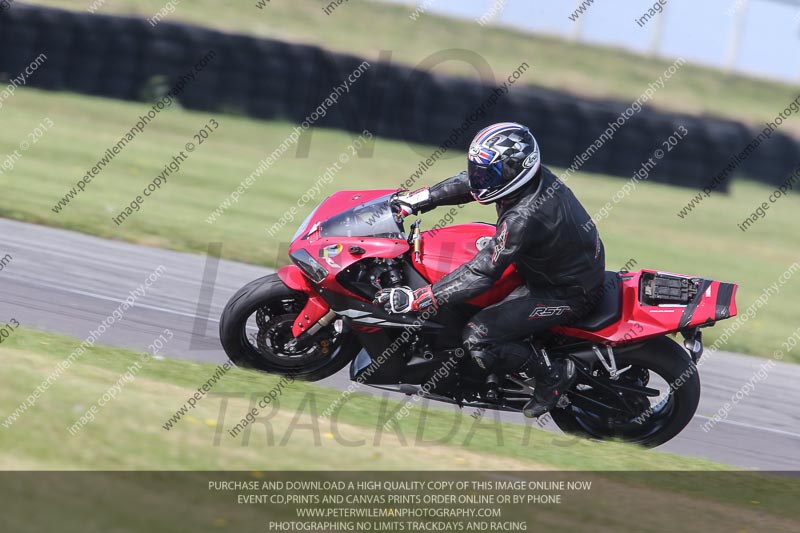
<box><xmin>219</xmin><ymin>274</ymin><xmax>358</xmax><ymax>381</ymax></box>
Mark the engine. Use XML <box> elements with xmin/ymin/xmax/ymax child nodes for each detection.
<box><xmin>340</xmin><ymin>257</ymin><xmax>407</xmax><ymax>296</ymax></box>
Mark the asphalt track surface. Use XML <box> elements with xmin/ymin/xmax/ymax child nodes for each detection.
<box><xmin>1</xmin><ymin>218</ymin><xmax>798</xmax><ymax>470</ymax></box>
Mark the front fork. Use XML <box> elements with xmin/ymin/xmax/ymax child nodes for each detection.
<box><xmin>277</xmin><ymin>265</ymin><xmax>335</xmax><ymax>339</ymax></box>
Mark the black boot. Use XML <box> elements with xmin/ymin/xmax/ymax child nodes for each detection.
<box><xmin>522</xmin><ymin>359</ymin><xmax>576</xmax><ymax>418</ymax></box>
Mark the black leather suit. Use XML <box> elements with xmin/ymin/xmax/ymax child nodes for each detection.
<box><xmin>420</xmin><ymin>166</ymin><xmax>606</xmax><ymax>373</ymax></box>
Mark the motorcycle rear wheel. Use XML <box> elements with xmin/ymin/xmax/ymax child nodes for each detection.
<box><xmin>550</xmin><ymin>336</ymin><xmax>700</xmax><ymax>448</ymax></box>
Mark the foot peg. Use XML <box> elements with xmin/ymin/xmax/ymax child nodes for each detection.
<box><xmin>484</xmin><ymin>373</ymin><xmax>500</xmax><ymax>401</ymax></box>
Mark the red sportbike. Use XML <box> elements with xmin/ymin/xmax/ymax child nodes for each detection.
<box><xmin>220</xmin><ymin>189</ymin><xmax>738</xmax><ymax>447</ymax></box>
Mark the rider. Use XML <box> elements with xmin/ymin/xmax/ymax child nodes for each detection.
<box><xmin>374</xmin><ymin>122</ymin><xmax>606</xmax><ymax>417</ymax></box>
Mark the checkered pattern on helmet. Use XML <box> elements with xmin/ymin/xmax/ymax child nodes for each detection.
<box><xmin>485</xmin><ymin>131</ymin><xmax>532</xmax><ymax>162</ymax></box>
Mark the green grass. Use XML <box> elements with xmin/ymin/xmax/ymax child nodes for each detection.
<box><xmin>0</xmin><ymin>328</ymin><xmax>724</xmax><ymax>471</ymax></box>
<box><xmin>1</xmin><ymin>328</ymin><xmax>799</xmax><ymax>532</ymax></box>
<box><xmin>27</xmin><ymin>0</ymin><xmax>800</xmax><ymax>135</ymax></box>
<box><xmin>1</xmin><ymin>87</ymin><xmax>799</xmax><ymax>361</ymax></box>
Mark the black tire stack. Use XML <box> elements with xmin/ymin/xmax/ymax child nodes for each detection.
<box><xmin>1</xmin><ymin>3</ymin><xmax>797</xmax><ymax>192</ymax></box>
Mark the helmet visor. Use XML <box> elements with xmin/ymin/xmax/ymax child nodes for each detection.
<box><xmin>468</xmin><ymin>160</ymin><xmax>504</xmax><ymax>193</ymax></box>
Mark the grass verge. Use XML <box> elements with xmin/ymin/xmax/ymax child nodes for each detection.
<box><xmin>0</xmin><ymin>328</ymin><xmax>798</xmax><ymax>532</ymax></box>
<box><xmin>0</xmin><ymin>327</ymin><xmax>725</xmax><ymax>471</ymax></box>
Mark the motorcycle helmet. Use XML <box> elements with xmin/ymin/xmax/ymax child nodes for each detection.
<box><xmin>467</xmin><ymin>122</ymin><xmax>541</xmax><ymax>204</ymax></box>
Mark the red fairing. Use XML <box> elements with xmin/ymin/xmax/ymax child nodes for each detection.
<box><xmin>290</xmin><ymin>236</ymin><xmax>410</xmax><ymax>303</ymax></box>
<box><xmin>412</xmin><ymin>223</ymin><xmax>523</xmax><ymax>307</ymax></box>
<box><xmin>278</xmin><ymin>264</ymin><xmax>314</xmax><ymax>293</ymax></box>
<box><xmin>285</xmin><ymin>187</ymin><xmax>739</xmax><ymax>345</ymax></box>
<box><xmin>556</xmin><ymin>270</ymin><xmax>739</xmax><ymax>345</ymax></box>
<box><xmin>290</xmin><ymin>237</ymin><xmax>409</xmax><ymax>274</ymax></box>
<box><xmin>278</xmin><ymin>265</ymin><xmax>331</xmax><ymax>337</ymax></box>
<box><xmin>287</xmin><ymin>189</ymin><xmax>409</xmax><ymax>306</ymax></box>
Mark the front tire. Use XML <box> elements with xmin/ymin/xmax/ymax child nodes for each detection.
<box><xmin>219</xmin><ymin>274</ymin><xmax>358</xmax><ymax>381</ymax></box>
<box><xmin>551</xmin><ymin>336</ymin><xmax>700</xmax><ymax>448</ymax></box>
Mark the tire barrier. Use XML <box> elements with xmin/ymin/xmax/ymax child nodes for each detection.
<box><xmin>1</xmin><ymin>3</ymin><xmax>797</xmax><ymax>192</ymax></box>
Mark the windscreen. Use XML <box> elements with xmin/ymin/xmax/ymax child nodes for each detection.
<box><xmin>317</xmin><ymin>194</ymin><xmax>402</xmax><ymax>238</ymax></box>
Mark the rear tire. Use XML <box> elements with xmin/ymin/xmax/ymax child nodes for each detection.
<box><xmin>219</xmin><ymin>274</ymin><xmax>358</xmax><ymax>381</ymax></box>
<box><xmin>551</xmin><ymin>336</ymin><xmax>700</xmax><ymax>448</ymax></box>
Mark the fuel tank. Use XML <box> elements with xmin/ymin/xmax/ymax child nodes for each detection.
<box><xmin>413</xmin><ymin>223</ymin><xmax>523</xmax><ymax>307</ymax></box>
